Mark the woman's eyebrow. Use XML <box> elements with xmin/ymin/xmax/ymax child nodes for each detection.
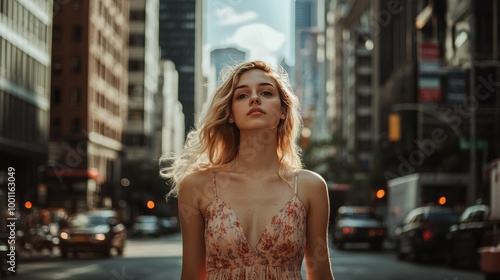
<box><xmin>234</xmin><ymin>82</ymin><xmax>276</xmax><ymax>91</ymax></box>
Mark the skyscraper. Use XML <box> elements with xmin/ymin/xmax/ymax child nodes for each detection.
<box><xmin>159</xmin><ymin>0</ymin><xmax>197</xmax><ymax>135</ymax></box>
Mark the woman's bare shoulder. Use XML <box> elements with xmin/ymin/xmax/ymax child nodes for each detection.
<box><xmin>297</xmin><ymin>169</ymin><xmax>327</xmax><ymax>189</ymax></box>
<box><xmin>296</xmin><ymin>170</ymin><xmax>329</xmax><ymax>213</ymax></box>
<box><xmin>178</xmin><ymin>169</ymin><xmax>214</xmax><ymax>203</ymax></box>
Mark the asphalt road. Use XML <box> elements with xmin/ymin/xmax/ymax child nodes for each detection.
<box><xmin>8</xmin><ymin>233</ymin><xmax>484</xmax><ymax>280</ymax></box>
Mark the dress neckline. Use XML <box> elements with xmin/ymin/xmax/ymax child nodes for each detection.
<box><xmin>207</xmin><ymin>195</ymin><xmax>305</xmax><ymax>253</ymax></box>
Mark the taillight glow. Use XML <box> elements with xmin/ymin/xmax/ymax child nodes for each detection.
<box><xmin>423</xmin><ymin>224</ymin><xmax>432</xmax><ymax>240</ymax></box>
<box><xmin>342</xmin><ymin>227</ymin><xmax>355</xmax><ymax>235</ymax></box>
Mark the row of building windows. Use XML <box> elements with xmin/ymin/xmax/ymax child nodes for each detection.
<box><xmin>0</xmin><ymin>38</ymin><xmax>48</xmax><ymax>96</ymax></box>
<box><xmin>53</xmin><ymin>25</ymin><xmax>82</xmax><ymax>43</ymax></box>
<box><xmin>53</xmin><ymin>0</ymin><xmax>82</xmax><ymax>15</ymax></box>
<box><xmin>50</xmin><ymin>116</ymin><xmax>81</xmax><ymax>138</ymax></box>
<box><xmin>51</xmin><ymin>114</ymin><xmax>121</xmax><ymax>141</ymax></box>
<box><xmin>93</xmin><ymin>119</ymin><xmax>120</xmax><ymax>141</ymax></box>
<box><xmin>52</xmin><ymin>56</ymin><xmax>81</xmax><ymax>75</ymax></box>
<box><xmin>93</xmin><ymin>58</ymin><xmax>122</xmax><ymax>92</ymax></box>
<box><xmin>0</xmin><ymin>0</ymin><xmax>49</xmax><ymax>48</ymax></box>
<box><xmin>95</xmin><ymin>29</ymin><xmax>124</xmax><ymax>65</ymax></box>
<box><xmin>96</xmin><ymin>0</ymin><xmax>125</xmax><ymax>40</ymax></box>
<box><xmin>51</xmin><ymin>87</ymin><xmax>81</xmax><ymax>106</ymax></box>
<box><xmin>95</xmin><ymin>91</ymin><xmax>121</xmax><ymax>116</ymax></box>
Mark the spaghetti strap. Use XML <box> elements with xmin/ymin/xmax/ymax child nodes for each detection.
<box><xmin>294</xmin><ymin>173</ymin><xmax>299</xmax><ymax>195</ymax></box>
<box><xmin>211</xmin><ymin>171</ymin><xmax>218</xmax><ymax>198</ymax></box>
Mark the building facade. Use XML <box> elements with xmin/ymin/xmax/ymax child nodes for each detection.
<box><xmin>46</xmin><ymin>0</ymin><xmax>129</xmax><ymax>212</ymax></box>
<box><xmin>0</xmin><ymin>0</ymin><xmax>53</xmax><ymax>205</ymax></box>
<box><xmin>125</xmin><ymin>0</ymin><xmax>160</xmax><ymax>163</ymax></box>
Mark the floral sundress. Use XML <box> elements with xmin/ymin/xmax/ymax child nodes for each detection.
<box><xmin>204</xmin><ymin>172</ymin><xmax>306</xmax><ymax>279</ymax></box>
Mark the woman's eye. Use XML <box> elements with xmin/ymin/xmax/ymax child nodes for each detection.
<box><xmin>261</xmin><ymin>91</ymin><xmax>272</xmax><ymax>96</ymax></box>
<box><xmin>236</xmin><ymin>93</ymin><xmax>247</xmax><ymax>99</ymax></box>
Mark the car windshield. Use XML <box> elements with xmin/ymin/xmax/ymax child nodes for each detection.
<box><xmin>68</xmin><ymin>214</ymin><xmax>108</xmax><ymax>228</ymax></box>
<box><xmin>137</xmin><ymin>216</ymin><xmax>157</xmax><ymax>223</ymax></box>
<box><xmin>428</xmin><ymin>212</ymin><xmax>460</xmax><ymax>225</ymax></box>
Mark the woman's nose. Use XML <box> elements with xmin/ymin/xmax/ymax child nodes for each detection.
<box><xmin>249</xmin><ymin>93</ymin><xmax>261</xmax><ymax>105</ymax></box>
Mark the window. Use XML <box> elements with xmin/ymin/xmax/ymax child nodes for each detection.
<box><xmin>475</xmin><ymin>0</ymin><xmax>494</xmax><ymax>58</ymax></box>
<box><xmin>69</xmin><ymin>88</ymin><xmax>80</xmax><ymax>104</ymax></box>
<box><xmin>72</xmin><ymin>25</ymin><xmax>82</xmax><ymax>42</ymax></box>
<box><xmin>128</xmin><ymin>60</ymin><xmax>144</xmax><ymax>71</ymax></box>
<box><xmin>0</xmin><ymin>0</ymin><xmax>8</xmax><ymax>15</ymax></box>
<box><xmin>71</xmin><ymin>118</ymin><xmax>81</xmax><ymax>133</ymax></box>
<box><xmin>129</xmin><ymin>109</ymin><xmax>143</xmax><ymax>120</ymax></box>
<box><xmin>129</xmin><ymin>10</ymin><xmax>145</xmax><ymax>21</ymax></box>
<box><xmin>51</xmin><ymin>118</ymin><xmax>61</xmax><ymax>137</ymax></box>
<box><xmin>0</xmin><ymin>39</ymin><xmax>4</xmax><ymax>75</ymax></box>
<box><xmin>52</xmin><ymin>58</ymin><xmax>62</xmax><ymax>75</ymax></box>
<box><xmin>129</xmin><ymin>34</ymin><xmax>144</xmax><ymax>46</ymax></box>
<box><xmin>72</xmin><ymin>0</ymin><xmax>81</xmax><ymax>11</ymax></box>
<box><xmin>52</xmin><ymin>88</ymin><xmax>61</xmax><ymax>104</ymax></box>
<box><xmin>71</xmin><ymin>57</ymin><xmax>81</xmax><ymax>73</ymax></box>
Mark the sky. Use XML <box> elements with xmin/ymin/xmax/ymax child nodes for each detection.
<box><xmin>203</xmin><ymin>0</ymin><xmax>294</xmax><ymax>74</ymax></box>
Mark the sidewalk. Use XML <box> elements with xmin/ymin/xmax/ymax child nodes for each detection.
<box><xmin>18</xmin><ymin>246</ymin><xmax>61</xmax><ymax>263</ymax></box>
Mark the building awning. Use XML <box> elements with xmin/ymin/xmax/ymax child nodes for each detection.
<box><xmin>416</xmin><ymin>5</ymin><xmax>433</xmax><ymax>30</ymax></box>
<box><xmin>45</xmin><ymin>168</ymin><xmax>104</xmax><ymax>183</ymax></box>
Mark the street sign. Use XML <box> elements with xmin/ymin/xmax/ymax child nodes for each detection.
<box><xmin>459</xmin><ymin>139</ymin><xmax>488</xmax><ymax>150</ymax></box>
<box><xmin>418</xmin><ymin>42</ymin><xmax>441</xmax><ymax>103</ymax></box>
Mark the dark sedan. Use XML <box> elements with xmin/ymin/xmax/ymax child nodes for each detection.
<box><xmin>332</xmin><ymin>206</ymin><xmax>386</xmax><ymax>250</ymax></box>
<box><xmin>446</xmin><ymin>204</ymin><xmax>493</xmax><ymax>268</ymax></box>
<box><xmin>395</xmin><ymin>206</ymin><xmax>460</xmax><ymax>262</ymax></box>
<box><xmin>59</xmin><ymin>209</ymin><xmax>127</xmax><ymax>258</ymax></box>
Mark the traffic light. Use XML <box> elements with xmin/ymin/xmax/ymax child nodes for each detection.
<box><xmin>376</xmin><ymin>189</ymin><xmax>386</xmax><ymax>199</ymax></box>
<box><xmin>24</xmin><ymin>201</ymin><xmax>33</xmax><ymax>209</ymax></box>
<box><xmin>146</xmin><ymin>200</ymin><xmax>155</xmax><ymax>209</ymax></box>
<box><xmin>388</xmin><ymin>113</ymin><xmax>401</xmax><ymax>142</ymax></box>
<box><xmin>438</xmin><ymin>196</ymin><xmax>447</xmax><ymax>205</ymax></box>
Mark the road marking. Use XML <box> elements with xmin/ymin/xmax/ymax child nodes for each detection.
<box><xmin>51</xmin><ymin>264</ymin><xmax>101</xmax><ymax>279</ymax></box>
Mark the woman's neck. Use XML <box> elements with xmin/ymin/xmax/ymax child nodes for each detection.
<box><xmin>232</xmin><ymin>129</ymin><xmax>279</xmax><ymax>174</ymax></box>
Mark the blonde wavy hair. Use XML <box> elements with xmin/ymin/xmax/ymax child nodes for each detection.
<box><xmin>160</xmin><ymin>60</ymin><xmax>303</xmax><ymax>198</ymax></box>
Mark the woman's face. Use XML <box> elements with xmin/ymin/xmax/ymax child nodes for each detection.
<box><xmin>231</xmin><ymin>69</ymin><xmax>284</xmax><ymax>131</ymax></box>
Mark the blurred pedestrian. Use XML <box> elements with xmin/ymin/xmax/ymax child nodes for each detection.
<box><xmin>161</xmin><ymin>60</ymin><xmax>334</xmax><ymax>279</ymax></box>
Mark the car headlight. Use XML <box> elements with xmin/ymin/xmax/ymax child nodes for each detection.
<box><xmin>60</xmin><ymin>232</ymin><xmax>70</xmax><ymax>240</ymax></box>
<box><xmin>94</xmin><ymin>233</ymin><xmax>106</xmax><ymax>241</ymax></box>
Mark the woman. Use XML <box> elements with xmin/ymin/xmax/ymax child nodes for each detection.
<box><xmin>161</xmin><ymin>61</ymin><xmax>335</xmax><ymax>279</ymax></box>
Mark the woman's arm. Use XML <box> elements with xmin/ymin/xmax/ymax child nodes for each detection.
<box><xmin>303</xmin><ymin>171</ymin><xmax>335</xmax><ymax>280</ymax></box>
<box><xmin>178</xmin><ymin>173</ymin><xmax>207</xmax><ymax>280</ymax></box>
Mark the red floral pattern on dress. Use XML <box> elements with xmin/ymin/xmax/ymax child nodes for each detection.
<box><xmin>204</xmin><ymin>195</ymin><xmax>306</xmax><ymax>280</ymax></box>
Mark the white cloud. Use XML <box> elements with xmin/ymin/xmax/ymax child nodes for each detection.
<box><xmin>227</xmin><ymin>23</ymin><xmax>286</xmax><ymax>66</ymax></box>
<box><xmin>216</xmin><ymin>6</ymin><xmax>258</xmax><ymax>26</ymax></box>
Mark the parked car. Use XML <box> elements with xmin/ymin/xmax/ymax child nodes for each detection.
<box><xmin>332</xmin><ymin>206</ymin><xmax>386</xmax><ymax>250</ymax></box>
<box><xmin>446</xmin><ymin>204</ymin><xmax>493</xmax><ymax>268</ymax></box>
<box><xmin>132</xmin><ymin>215</ymin><xmax>160</xmax><ymax>237</ymax></box>
<box><xmin>59</xmin><ymin>209</ymin><xmax>127</xmax><ymax>258</ymax></box>
<box><xmin>395</xmin><ymin>206</ymin><xmax>460</xmax><ymax>262</ymax></box>
<box><xmin>158</xmin><ymin>217</ymin><xmax>179</xmax><ymax>235</ymax></box>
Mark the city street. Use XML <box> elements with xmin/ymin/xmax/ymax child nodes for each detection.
<box><xmin>10</xmin><ymin>233</ymin><xmax>484</xmax><ymax>280</ymax></box>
